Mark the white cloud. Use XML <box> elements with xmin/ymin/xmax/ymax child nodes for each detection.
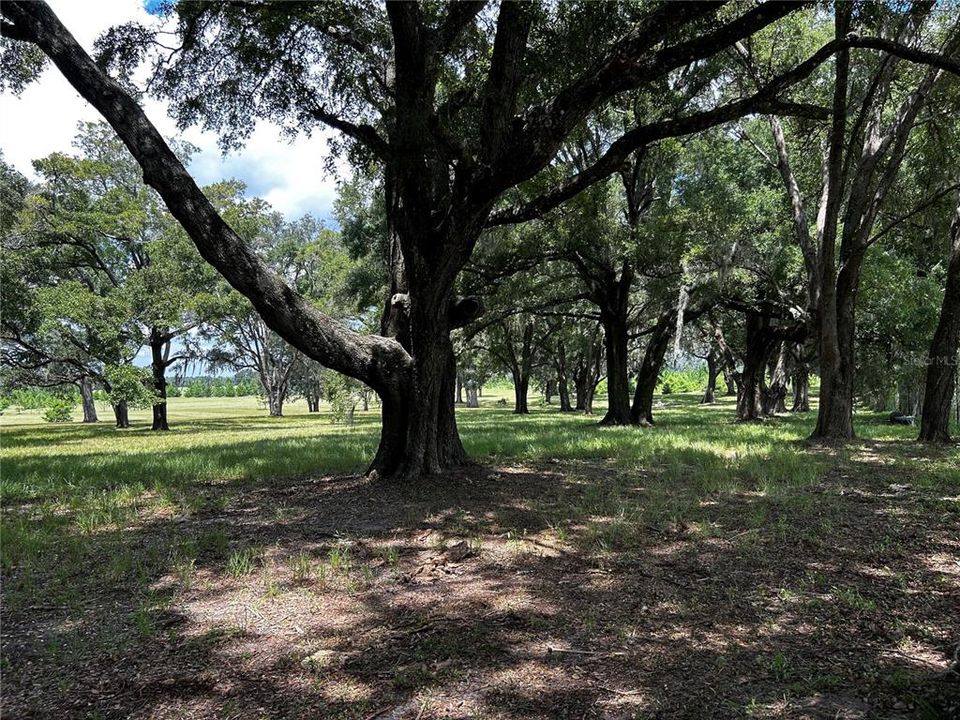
<box><xmin>0</xmin><ymin>0</ymin><xmax>348</xmax><ymax>220</ymax></box>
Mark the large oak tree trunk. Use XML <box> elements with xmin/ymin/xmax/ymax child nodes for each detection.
<box><xmin>919</xmin><ymin>200</ymin><xmax>960</xmax><ymax>442</ymax></box>
<box><xmin>814</xmin><ymin>254</ymin><xmax>862</xmax><ymax>438</ymax></box>
<box><xmin>513</xmin><ymin>370</ymin><xmax>530</xmax><ymax>414</ymax></box>
<box><xmin>465</xmin><ymin>382</ymin><xmax>479</xmax><ymax>408</ymax></box>
<box><xmin>150</xmin><ymin>328</ymin><xmax>170</xmax><ymax>431</ymax></box>
<box><xmin>112</xmin><ymin>400</ymin><xmax>129</xmax><ymax>429</ymax></box>
<box><xmin>80</xmin><ymin>376</ymin><xmax>98</xmax><ymax>423</ymax></box>
<box><xmin>266</xmin><ymin>390</ymin><xmax>285</xmax><ymax>417</ymax></box>
<box><xmin>599</xmin><ymin>308</ymin><xmax>632</xmax><ymax>425</ymax></box>
<box><xmin>366</xmin><ymin>220</ymin><xmax>471</xmax><ymax>479</ymax></box>
<box><xmin>737</xmin><ymin>312</ymin><xmax>778</xmax><ymax>421</ymax></box>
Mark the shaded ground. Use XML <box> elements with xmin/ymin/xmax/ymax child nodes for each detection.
<box><xmin>2</xmin><ymin>397</ymin><xmax>958</xmax><ymax>719</ymax></box>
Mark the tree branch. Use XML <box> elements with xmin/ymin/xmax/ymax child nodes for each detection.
<box><xmin>2</xmin><ymin>0</ymin><xmax>410</xmax><ymax>395</ymax></box>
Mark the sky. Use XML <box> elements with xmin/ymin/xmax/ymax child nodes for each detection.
<box><xmin>0</xmin><ymin>0</ymin><xmax>347</xmax><ymax>223</ymax></box>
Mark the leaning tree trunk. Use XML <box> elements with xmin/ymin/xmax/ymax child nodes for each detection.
<box><xmin>599</xmin><ymin>307</ymin><xmax>632</xmax><ymax>425</ymax></box>
<box><xmin>79</xmin><ymin>375</ymin><xmax>98</xmax><ymax>423</ymax></box>
<box><xmin>723</xmin><ymin>370</ymin><xmax>738</xmax><ymax>396</ymax></box>
<box><xmin>150</xmin><ymin>328</ymin><xmax>170</xmax><ymax>431</ymax></box>
<box><xmin>701</xmin><ymin>349</ymin><xmax>719</xmax><ymax>404</ymax></box>
<box><xmin>631</xmin><ymin>319</ymin><xmax>672</xmax><ymax>426</ymax></box>
<box><xmin>919</xmin><ymin>200</ymin><xmax>960</xmax><ymax>442</ymax></box>
<box><xmin>112</xmin><ymin>400</ymin><xmax>129</xmax><ymax>428</ymax></box>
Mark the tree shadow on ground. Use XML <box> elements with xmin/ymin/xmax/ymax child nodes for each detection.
<box><xmin>3</xmin><ymin>429</ymin><xmax>958</xmax><ymax>719</ymax></box>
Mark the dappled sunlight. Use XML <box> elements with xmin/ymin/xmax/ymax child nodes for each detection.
<box><xmin>3</xmin><ymin>395</ymin><xmax>958</xmax><ymax>718</ymax></box>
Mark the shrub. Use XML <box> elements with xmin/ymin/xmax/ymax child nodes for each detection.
<box><xmin>42</xmin><ymin>397</ymin><xmax>75</xmax><ymax>423</ymax></box>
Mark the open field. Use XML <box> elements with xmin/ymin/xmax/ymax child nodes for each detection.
<box><xmin>2</xmin><ymin>392</ymin><xmax>958</xmax><ymax>719</ymax></box>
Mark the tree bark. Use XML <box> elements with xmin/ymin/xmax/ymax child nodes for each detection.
<box><xmin>919</xmin><ymin>199</ymin><xmax>960</xmax><ymax>442</ymax></box>
<box><xmin>791</xmin><ymin>360</ymin><xmax>810</xmax><ymax>412</ymax></box>
<box><xmin>307</xmin><ymin>396</ymin><xmax>320</xmax><ymax>412</ymax></box>
<box><xmin>631</xmin><ymin>315</ymin><xmax>673</xmax><ymax>426</ymax></box>
<box><xmin>512</xmin><ymin>369</ymin><xmax>530</xmax><ymax>414</ymax></box>
<box><xmin>544</xmin><ymin>378</ymin><xmax>555</xmax><ymax>405</ymax></box>
<box><xmin>737</xmin><ymin>312</ymin><xmax>777</xmax><ymax>421</ymax></box>
<box><xmin>701</xmin><ymin>349</ymin><xmax>719</xmax><ymax>404</ymax></box>
<box><xmin>79</xmin><ymin>375</ymin><xmax>98</xmax><ymax>423</ymax></box>
<box><xmin>762</xmin><ymin>342</ymin><xmax>789</xmax><ymax>415</ymax></box>
<box><xmin>455</xmin><ymin>371</ymin><xmax>464</xmax><ymax>404</ymax></box>
<box><xmin>572</xmin><ymin>333</ymin><xmax>602</xmax><ymax>414</ymax></box>
<box><xmin>112</xmin><ymin>400</ymin><xmax>129</xmax><ymax>428</ymax></box>
<box><xmin>555</xmin><ymin>340</ymin><xmax>573</xmax><ymax>412</ymax></box>
<box><xmin>465</xmin><ymin>383</ymin><xmax>479</xmax><ymax>408</ymax></box>
<box><xmin>150</xmin><ymin>327</ymin><xmax>170</xmax><ymax>431</ymax></box>
<box><xmin>599</xmin><ymin>304</ymin><xmax>633</xmax><ymax>425</ymax></box>
<box><xmin>266</xmin><ymin>390</ymin><xmax>285</xmax><ymax>417</ymax></box>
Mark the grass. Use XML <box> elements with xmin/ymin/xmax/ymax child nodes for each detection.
<box><xmin>1</xmin><ymin>389</ymin><xmax>958</xmax><ymax>718</ymax></box>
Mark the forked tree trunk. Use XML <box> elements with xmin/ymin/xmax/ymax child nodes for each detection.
<box><xmin>631</xmin><ymin>318</ymin><xmax>672</xmax><ymax>426</ymax></box>
<box><xmin>701</xmin><ymin>350</ymin><xmax>719</xmax><ymax>404</ymax></box>
<box><xmin>113</xmin><ymin>400</ymin><xmax>129</xmax><ymax>428</ymax></box>
<box><xmin>600</xmin><ymin>306</ymin><xmax>632</xmax><ymax>425</ymax></box>
<box><xmin>80</xmin><ymin>376</ymin><xmax>98</xmax><ymax>423</ymax></box>
<box><xmin>366</xmin><ymin>231</ymin><xmax>471</xmax><ymax>479</ymax></box>
<box><xmin>150</xmin><ymin>329</ymin><xmax>170</xmax><ymax>431</ymax></box>
<box><xmin>919</xmin><ymin>200</ymin><xmax>960</xmax><ymax>442</ymax></box>
<box><xmin>737</xmin><ymin>312</ymin><xmax>778</xmax><ymax>421</ymax></box>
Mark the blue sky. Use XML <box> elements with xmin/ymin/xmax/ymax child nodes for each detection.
<box><xmin>0</xmin><ymin>0</ymin><xmax>353</xmax><ymax>371</ymax></box>
<box><xmin>0</xmin><ymin>0</ymin><xmax>348</xmax><ymax>225</ymax></box>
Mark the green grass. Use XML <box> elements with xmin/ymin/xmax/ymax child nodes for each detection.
<box><xmin>1</xmin><ymin>390</ymin><xmax>956</xmax><ymax>602</ymax></box>
<box><xmin>2</xmin><ymin>388</ymin><xmax>958</xmax><ymax>718</ymax></box>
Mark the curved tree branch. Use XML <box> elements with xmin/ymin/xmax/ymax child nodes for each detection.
<box><xmin>2</xmin><ymin>0</ymin><xmax>410</xmax><ymax>394</ymax></box>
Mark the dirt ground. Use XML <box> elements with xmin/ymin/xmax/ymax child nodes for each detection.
<box><xmin>3</xmin><ymin>450</ymin><xmax>958</xmax><ymax>719</ymax></box>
